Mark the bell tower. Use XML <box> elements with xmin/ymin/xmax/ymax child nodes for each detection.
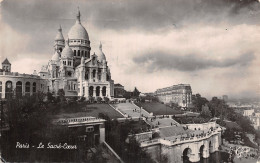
<box><xmin>54</xmin><ymin>25</ymin><xmax>65</xmax><ymax>53</ymax></box>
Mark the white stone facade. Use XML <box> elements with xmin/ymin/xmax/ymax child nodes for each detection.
<box><xmin>39</xmin><ymin>9</ymin><xmax>114</xmax><ymax>99</ymax></box>
<box><xmin>155</xmin><ymin>84</ymin><xmax>192</xmax><ymax>108</ymax></box>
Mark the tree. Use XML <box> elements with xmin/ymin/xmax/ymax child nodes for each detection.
<box><xmin>103</xmin><ymin>97</ymin><xmax>109</xmax><ymax>103</ymax></box>
<box><xmin>46</xmin><ymin>91</ymin><xmax>54</xmax><ymax>102</ymax></box>
<box><xmin>96</xmin><ymin>97</ymin><xmax>102</xmax><ymax>103</ymax></box>
<box><xmin>191</xmin><ymin>94</ymin><xmax>208</xmax><ymax>112</ymax></box>
<box><xmin>133</xmin><ymin>87</ymin><xmax>140</xmax><ymax>97</ymax></box>
<box><xmin>57</xmin><ymin>89</ymin><xmax>65</xmax><ymax>102</ymax></box>
<box><xmin>200</xmin><ymin>104</ymin><xmax>212</xmax><ymax>118</ymax></box>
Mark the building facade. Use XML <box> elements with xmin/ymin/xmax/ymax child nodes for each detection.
<box><xmin>0</xmin><ymin>9</ymin><xmax>114</xmax><ymax>100</ymax></box>
<box><xmin>39</xmin><ymin>9</ymin><xmax>114</xmax><ymax>99</ymax></box>
<box><xmin>0</xmin><ymin>59</ymin><xmax>48</xmax><ymax>99</ymax></box>
<box><xmin>155</xmin><ymin>84</ymin><xmax>192</xmax><ymax>108</ymax></box>
<box><xmin>114</xmin><ymin>83</ymin><xmax>126</xmax><ymax>98</ymax></box>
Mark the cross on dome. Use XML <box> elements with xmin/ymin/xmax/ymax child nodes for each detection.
<box><xmin>76</xmin><ymin>7</ymin><xmax>81</xmax><ymax>24</ymax></box>
<box><xmin>99</xmin><ymin>42</ymin><xmax>102</xmax><ymax>50</ymax></box>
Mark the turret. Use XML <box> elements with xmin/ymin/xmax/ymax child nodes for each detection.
<box><xmin>2</xmin><ymin>58</ymin><xmax>11</xmax><ymax>72</ymax></box>
<box><xmin>54</xmin><ymin>25</ymin><xmax>65</xmax><ymax>53</ymax></box>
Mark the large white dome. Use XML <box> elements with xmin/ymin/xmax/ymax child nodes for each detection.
<box><xmin>68</xmin><ymin>10</ymin><xmax>89</xmax><ymax>40</ymax></box>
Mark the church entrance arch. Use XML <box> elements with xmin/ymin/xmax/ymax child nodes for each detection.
<box><xmin>102</xmin><ymin>86</ymin><xmax>106</xmax><ymax>96</ymax></box>
<box><xmin>183</xmin><ymin>148</ymin><xmax>192</xmax><ymax>163</ymax></box>
<box><xmin>89</xmin><ymin>86</ymin><xmax>93</xmax><ymax>97</ymax></box>
<box><xmin>96</xmin><ymin>86</ymin><xmax>100</xmax><ymax>97</ymax></box>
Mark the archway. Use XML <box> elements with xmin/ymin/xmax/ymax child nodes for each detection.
<box><xmin>209</xmin><ymin>141</ymin><xmax>213</xmax><ymax>153</ymax></box>
<box><xmin>0</xmin><ymin>81</ymin><xmax>2</xmax><ymax>99</ymax></box>
<box><xmin>89</xmin><ymin>86</ymin><xmax>93</xmax><ymax>97</ymax></box>
<box><xmin>102</xmin><ymin>86</ymin><xmax>106</xmax><ymax>96</ymax></box>
<box><xmin>200</xmin><ymin>145</ymin><xmax>205</xmax><ymax>159</ymax></box>
<box><xmin>183</xmin><ymin>148</ymin><xmax>192</xmax><ymax>163</ymax></box>
<box><xmin>96</xmin><ymin>86</ymin><xmax>100</xmax><ymax>97</ymax></box>
<box><xmin>5</xmin><ymin>81</ymin><xmax>13</xmax><ymax>99</ymax></box>
<box><xmin>16</xmin><ymin>81</ymin><xmax>22</xmax><ymax>98</ymax></box>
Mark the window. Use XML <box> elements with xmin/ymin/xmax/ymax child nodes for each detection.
<box><xmin>93</xmin><ymin>70</ymin><xmax>96</xmax><ymax>78</ymax></box>
<box><xmin>78</xmin><ymin>50</ymin><xmax>80</xmax><ymax>56</ymax></box>
<box><xmin>85</xmin><ymin>51</ymin><xmax>87</xmax><ymax>57</ymax></box>
<box><xmin>68</xmin><ymin>71</ymin><xmax>72</xmax><ymax>77</ymax></box>
<box><xmin>25</xmin><ymin>82</ymin><xmax>30</xmax><ymax>93</ymax></box>
<box><xmin>33</xmin><ymin>82</ymin><xmax>36</xmax><ymax>93</ymax></box>
<box><xmin>74</xmin><ymin>50</ymin><xmax>76</xmax><ymax>56</ymax></box>
<box><xmin>81</xmin><ymin>51</ymin><xmax>83</xmax><ymax>56</ymax></box>
<box><xmin>73</xmin><ymin>84</ymin><xmax>76</xmax><ymax>90</ymax></box>
<box><xmin>0</xmin><ymin>81</ymin><xmax>2</xmax><ymax>92</ymax></box>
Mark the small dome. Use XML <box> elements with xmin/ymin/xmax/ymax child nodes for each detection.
<box><xmin>52</xmin><ymin>51</ymin><xmax>60</xmax><ymax>61</ymax></box>
<box><xmin>55</xmin><ymin>25</ymin><xmax>64</xmax><ymax>41</ymax></box>
<box><xmin>68</xmin><ymin>9</ymin><xmax>89</xmax><ymax>40</ymax></box>
<box><xmin>61</xmin><ymin>40</ymin><xmax>74</xmax><ymax>58</ymax></box>
<box><xmin>96</xmin><ymin>42</ymin><xmax>106</xmax><ymax>61</ymax></box>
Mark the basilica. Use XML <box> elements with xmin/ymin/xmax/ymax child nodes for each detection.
<box><xmin>39</xmin><ymin>9</ymin><xmax>114</xmax><ymax>99</ymax></box>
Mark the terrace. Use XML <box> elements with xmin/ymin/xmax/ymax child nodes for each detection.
<box><xmin>135</xmin><ymin>102</ymin><xmax>183</xmax><ymax>115</ymax></box>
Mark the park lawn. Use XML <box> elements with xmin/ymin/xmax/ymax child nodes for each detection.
<box><xmin>135</xmin><ymin>102</ymin><xmax>183</xmax><ymax>115</ymax></box>
<box><xmin>55</xmin><ymin>103</ymin><xmax>123</xmax><ymax>119</ymax></box>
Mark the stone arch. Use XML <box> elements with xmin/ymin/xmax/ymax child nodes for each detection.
<box><xmin>25</xmin><ymin>81</ymin><xmax>30</xmax><ymax>96</ymax></box>
<box><xmin>0</xmin><ymin>81</ymin><xmax>2</xmax><ymax>99</ymax></box>
<box><xmin>5</xmin><ymin>81</ymin><xmax>13</xmax><ymax>99</ymax></box>
<box><xmin>96</xmin><ymin>86</ymin><xmax>100</xmax><ymax>97</ymax></box>
<box><xmin>102</xmin><ymin>86</ymin><xmax>106</xmax><ymax>96</ymax></box>
<box><xmin>199</xmin><ymin>145</ymin><xmax>205</xmax><ymax>158</ymax></box>
<box><xmin>16</xmin><ymin>81</ymin><xmax>22</xmax><ymax>98</ymax></box>
<box><xmin>209</xmin><ymin>141</ymin><xmax>213</xmax><ymax>153</ymax></box>
<box><xmin>89</xmin><ymin>86</ymin><xmax>93</xmax><ymax>97</ymax></box>
<box><xmin>182</xmin><ymin>147</ymin><xmax>192</xmax><ymax>163</ymax></box>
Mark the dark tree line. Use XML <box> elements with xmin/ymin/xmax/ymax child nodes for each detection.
<box><xmin>0</xmin><ymin>93</ymin><xmax>104</xmax><ymax>162</ymax></box>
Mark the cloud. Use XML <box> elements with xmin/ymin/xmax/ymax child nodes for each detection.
<box><xmin>133</xmin><ymin>52</ymin><xmax>255</xmax><ymax>72</ymax></box>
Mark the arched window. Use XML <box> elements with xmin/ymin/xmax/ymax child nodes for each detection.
<box><xmin>93</xmin><ymin>70</ymin><xmax>96</xmax><ymax>78</ymax></box>
<box><xmin>102</xmin><ymin>86</ymin><xmax>106</xmax><ymax>96</ymax></box>
<box><xmin>78</xmin><ymin>50</ymin><xmax>80</xmax><ymax>56</ymax></box>
<box><xmin>25</xmin><ymin>82</ymin><xmax>30</xmax><ymax>96</ymax></box>
<box><xmin>33</xmin><ymin>82</ymin><xmax>36</xmax><ymax>93</ymax></box>
<box><xmin>0</xmin><ymin>81</ymin><xmax>2</xmax><ymax>99</ymax></box>
<box><xmin>74</xmin><ymin>50</ymin><xmax>76</xmax><ymax>56</ymax></box>
<box><xmin>5</xmin><ymin>81</ymin><xmax>13</xmax><ymax>99</ymax></box>
<box><xmin>16</xmin><ymin>81</ymin><xmax>22</xmax><ymax>98</ymax></box>
<box><xmin>89</xmin><ymin>86</ymin><xmax>93</xmax><ymax>97</ymax></box>
<box><xmin>96</xmin><ymin>86</ymin><xmax>100</xmax><ymax>97</ymax></box>
<box><xmin>59</xmin><ymin>47</ymin><xmax>63</xmax><ymax>52</ymax></box>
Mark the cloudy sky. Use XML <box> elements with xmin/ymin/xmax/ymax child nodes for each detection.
<box><xmin>1</xmin><ymin>0</ymin><xmax>260</xmax><ymax>99</ymax></box>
